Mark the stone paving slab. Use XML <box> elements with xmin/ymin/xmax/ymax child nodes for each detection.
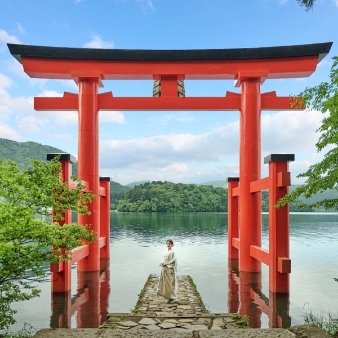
<box><xmin>34</xmin><ymin>327</ymin><xmax>330</xmax><ymax>337</ymax></box>
<box><xmin>34</xmin><ymin>328</ymin><xmax>99</xmax><ymax>337</ymax></box>
<box><xmin>102</xmin><ymin>314</ymin><xmax>248</xmax><ymax>331</ymax></box>
<box><xmin>199</xmin><ymin>330</ymin><xmax>296</xmax><ymax>337</ymax></box>
<box><xmin>132</xmin><ymin>274</ymin><xmax>208</xmax><ymax>316</ymax></box>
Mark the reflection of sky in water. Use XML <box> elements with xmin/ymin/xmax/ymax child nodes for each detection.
<box><xmin>9</xmin><ymin>212</ymin><xmax>338</xmax><ymax>330</ymax></box>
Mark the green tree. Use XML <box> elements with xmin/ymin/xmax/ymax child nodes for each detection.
<box><xmin>296</xmin><ymin>0</ymin><xmax>318</xmax><ymax>10</ymax></box>
<box><xmin>276</xmin><ymin>57</ymin><xmax>338</xmax><ymax>211</ymax></box>
<box><xmin>110</xmin><ymin>181</ymin><xmax>131</xmax><ymax>210</ymax></box>
<box><xmin>0</xmin><ymin>157</ymin><xmax>95</xmax><ymax>330</ymax></box>
<box><xmin>117</xmin><ymin>181</ymin><xmax>227</xmax><ymax>212</ymax></box>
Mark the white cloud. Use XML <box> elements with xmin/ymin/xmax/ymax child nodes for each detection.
<box><xmin>32</xmin><ymin>90</ymin><xmax>76</xmax><ymax>124</ymax></box>
<box><xmin>102</xmin><ymin>109</ymin><xmax>322</xmax><ymax>171</ymax></box>
<box><xmin>38</xmin><ymin>90</ymin><xmax>63</xmax><ymax>98</ymax></box>
<box><xmin>15</xmin><ymin>23</ymin><xmax>26</xmax><ymax>35</ymax></box>
<box><xmin>213</xmin><ymin>163</ymin><xmax>239</xmax><ymax>177</ymax></box>
<box><xmin>17</xmin><ymin>115</ymin><xmax>44</xmax><ymax>132</ymax></box>
<box><xmin>0</xmin><ymin>73</ymin><xmax>12</xmax><ymax>90</ymax></box>
<box><xmin>99</xmin><ymin>109</ymin><xmax>324</xmax><ymax>184</ymax></box>
<box><xmin>82</xmin><ymin>35</ymin><xmax>114</xmax><ymax>49</ymax></box>
<box><xmin>100</xmin><ymin>111</ymin><xmax>125</xmax><ymax>123</ymax></box>
<box><xmin>148</xmin><ymin>113</ymin><xmax>195</xmax><ymax>125</ymax></box>
<box><xmin>55</xmin><ymin>111</ymin><xmax>78</xmax><ymax>125</ymax></box>
<box><xmin>0</xmin><ymin>122</ymin><xmax>21</xmax><ymax>140</ymax></box>
<box><xmin>100</xmin><ymin>121</ymin><xmax>239</xmax><ymax>169</ymax></box>
<box><xmin>262</xmin><ymin>110</ymin><xmax>323</xmax><ymax>155</ymax></box>
<box><xmin>0</xmin><ymin>88</ymin><xmax>125</xmax><ymax>131</ymax></box>
<box><xmin>136</xmin><ymin>0</ymin><xmax>154</xmax><ymax>10</ymax></box>
<box><xmin>7</xmin><ymin>59</ymin><xmax>25</xmax><ymax>77</ymax></box>
<box><xmin>0</xmin><ymin>29</ymin><xmax>21</xmax><ymax>45</ymax></box>
<box><xmin>0</xmin><ymin>73</ymin><xmax>34</xmax><ymax>119</ymax></box>
<box><xmin>36</xmin><ymin>109</ymin><xmax>78</xmax><ymax>125</ymax></box>
<box><xmin>160</xmin><ymin>163</ymin><xmax>188</xmax><ymax>173</ymax></box>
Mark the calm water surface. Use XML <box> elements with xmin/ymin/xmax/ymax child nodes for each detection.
<box><xmin>10</xmin><ymin>212</ymin><xmax>338</xmax><ymax>330</ymax></box>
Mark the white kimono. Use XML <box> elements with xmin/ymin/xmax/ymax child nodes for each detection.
<box><xmin>157</xmin><ymin>248</ymin><xmax>178</xmax><ymax>300</ymax></box>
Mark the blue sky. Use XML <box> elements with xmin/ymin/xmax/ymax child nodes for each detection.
<box><xmin>0</xmin><ymin>0</ymin><xmax>337</xmax><ymax>185</ymax></box>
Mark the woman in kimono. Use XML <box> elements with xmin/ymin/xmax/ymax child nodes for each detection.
<box><xmin>157</xmin><ymin>239</ymin><xmax>178</xmax><ymax>303</ymax></box>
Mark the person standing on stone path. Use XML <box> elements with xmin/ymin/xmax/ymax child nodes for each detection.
<box><xmin>157</xmin><ymin>239</ymin><xmax>178</xmax><ymax>303</ymax></box>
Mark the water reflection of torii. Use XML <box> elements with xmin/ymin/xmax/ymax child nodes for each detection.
<box><xmin>228</xmin><ymin>259</ymin><xmax>291</xmax><ymax>328</ymax></box>
<box><xmin>7</xmin><ymin>42</ymin><xmax>332</xmax><ymax>328</ymax></box>
<box><xmin>50</xmin><ymin>259</ymin><xmax>110</xmax><ymax>328</ymax></box>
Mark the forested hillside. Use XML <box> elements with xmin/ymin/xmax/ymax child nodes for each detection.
<box><xmin>0</xmin><ymin>138</ymin><xmax>331</xmax><ymax>212</ymax></box>
<box><xmin>110</xmin><ymin>181</ymin><xmax>131</xmax><ymax>210</ymax></box>
<box><xmin>0</xmin><ymin>138</ymin><xmax>130</xmax><ymax>209</ymax></box>
<box><xmin>117</xmin><ymin>181</ymin><xmax>313</xmax><ymax>212</ymax></box>
<box><xmin>117</xmin><ymin>181</ymin><xmax>227</xmax><ymax>212</ymax></box>
<box><xmin>0</xmin><ymin>138</ymin><xmax>71</xmax><ymax>171</ymax></box>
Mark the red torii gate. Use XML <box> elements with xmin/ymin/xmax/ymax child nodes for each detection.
<box><xmin>8</xmin><ymin>42</ymin><xmax>332</xmax><ymax>294</ymax></box>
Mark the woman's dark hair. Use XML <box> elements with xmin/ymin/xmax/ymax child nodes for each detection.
<box><xmin>166</xmin><ymin>239</ymin><xmax>174</xmax><ymax>246</ymax></box>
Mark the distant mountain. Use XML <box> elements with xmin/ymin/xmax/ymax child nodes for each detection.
<box><xmin>199</xmin><ymin>180</ymin><xmax>227</xmax><ymax>188</ymax></box>
<box><xmin>289</xmin><ymin>185</ymin><xmax>337</xmax><ymax>208</ymax></box>
<box><xmin>0</xmin><ymin>138</ymin><xmax>75</xmax><ymax>171</ymax></box>
<box><xmin>126</xmin><ymin>180</ymin><xmax>150</xmax><ymax>188</ymax></box>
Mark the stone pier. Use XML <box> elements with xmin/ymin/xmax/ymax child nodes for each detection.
<box><xmin>101</xmin><ymin>274</ymin><xmax>249</xmax><ymax>332</ymax></box>
<box><xmin>34</xmin><ymin>275</ymin><xmax>330</xmax><ymax>337</ymax></box>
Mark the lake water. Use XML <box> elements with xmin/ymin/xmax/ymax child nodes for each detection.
<box><xmin>9</xmin><ymin>212</ymin><xmax>338</xmax><ymax>331</ymax></box>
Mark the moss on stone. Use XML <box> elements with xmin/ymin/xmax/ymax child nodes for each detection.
<box><xmin>132</xmin><ymin>274</ymin><xmax>153</xmax><ymax>314</ymax></box>
<box><xmin>187</xmin><ymin>275</ymin><xmax>208</xmax><ymax>313</ymax></box>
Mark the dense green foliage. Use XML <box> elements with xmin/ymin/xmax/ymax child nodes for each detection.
<box><xmin>110</xmin><ymin>181</ymin><xmax>131</xmax><ymax>210</ymax></box>
<box><xmin>0</xmin><ymin>158</ymin><xmax>95</xmax><ymax>330</ymax></box>
<box><xmin>0</xmin><ymin>139</ymin><xmax>131</xmax><ymax>210</ymax></box>
<box><xmin>117</xmin><ymin>182</ymin><xmax>313</xmax><ymax>213</ymax></box>
<box><xmin>277</xmin><ymin>57</ymin><xmax>338</xmax><ymax>211</ymax></box>
<box><xmin>117</xmin><ymin>181</ymin><xmax>227</xmax><ymax>212</ymax></box>
<box><xmin>296</xmin><ymin>0</ymin><xmax>317</xmax><ymax>10</ymax></box>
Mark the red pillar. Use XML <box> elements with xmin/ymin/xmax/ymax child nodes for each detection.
<box><xmin>228</xmin><ymin>178</ymin><xmax>239</xmax><ymax>259</ymax></box>
<box><xmin>100</xmin><ymin>177</ymin><xmax>111</xmax><ymax>259</ymax></box>
<box><xmin>266</xmin><ymin>154</ymin><xmax>293</xmax><ymax>293</ymax></box>
<box><xmin>239</xmin><ymin>78</ymin><xmax>262</xmax><ymax>272</ymax></box>
<box><xmin>77</xmin><ymin>77</ymin><xmax>100</xmax><ymax>272</ymax></box>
